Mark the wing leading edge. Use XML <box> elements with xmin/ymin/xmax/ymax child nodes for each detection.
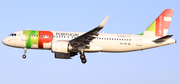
<box><xmin>69</xmin><ymin>15</ymin><xmax>110</xmax><ymax>48</ymax></box>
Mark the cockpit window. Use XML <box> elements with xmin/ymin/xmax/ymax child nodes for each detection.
<box><xmin>9</xmin><ymin>33</ymin><xmax>16</xmax><ymax>36</ymax></box>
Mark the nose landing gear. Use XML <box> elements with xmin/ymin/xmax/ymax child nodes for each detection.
<box><xmin>22</xmin><ymin>48</ymin><xmax>27</xmax><ymax>59</ymax></box>
<box><xmin>22</xmin><ymin>54</ymin><xmax>26</xmax><ymax>59</ymax></box>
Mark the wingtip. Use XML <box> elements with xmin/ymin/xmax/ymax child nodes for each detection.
<box><xmin>98</xmin><ymin>15</ymin><xmax>110</xmax><ymax>28</ymax></box>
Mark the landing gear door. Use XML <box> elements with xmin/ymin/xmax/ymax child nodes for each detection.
<box><xmin>136</xmin><ymin>36</ymin><xmax>142</xmax><ymax>46</ymax></box>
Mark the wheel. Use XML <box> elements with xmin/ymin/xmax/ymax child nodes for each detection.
<box><xmin>22</xmin><ymin>54</ymin><xmax>26</xmax><ymax>59</ymax></box>
<box><xmin>81</xmin><ymin>59</ymin><xmax>87</xmax><ymax>64</ymax></box>
<box><xmin>80</xmin><ymin>54</ymin><xmax>85</xmax><ymax>59</ymax></box>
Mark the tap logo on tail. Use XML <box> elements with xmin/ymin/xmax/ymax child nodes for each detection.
<box><xmin>139</xmin><ymin>9</ymin><xmax>174</xmax><ymax>37</ymax></box>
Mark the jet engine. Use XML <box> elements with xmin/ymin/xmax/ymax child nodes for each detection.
<box><xmin>51</xmin><ymin>41</ymin><xmax>78</xmax><ymax>59</ymax></box>
<box><xmin>51</xmin><ymin>41</ymin><xmax>72</xmax><ymax>53</ymax></box>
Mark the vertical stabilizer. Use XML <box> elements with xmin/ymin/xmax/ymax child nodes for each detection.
<box><xmin>139</xmin><ymin>9</ymin><xmax>174</xmax><ymax>37</ymax></box>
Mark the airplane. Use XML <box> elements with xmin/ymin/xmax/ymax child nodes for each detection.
<box><xmin>2</xmin><ymin>9</ymin><xmax>176</xmax><ymax>64</ymax></box>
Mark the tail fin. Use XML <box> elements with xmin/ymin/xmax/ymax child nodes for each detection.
<box><xmin>139</xmin><ymin>9</ymin><xmax>174</xmax><ymax>37</ymax></box>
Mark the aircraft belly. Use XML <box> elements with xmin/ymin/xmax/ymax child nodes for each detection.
<box><xmin>43</xmin><ymin>43</ymin><xmax>51</xmax><ymax>49</ymax></box>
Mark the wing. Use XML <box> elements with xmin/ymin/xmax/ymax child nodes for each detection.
<box><xmin>69</xmin><ymin>15</ymin><xmax>110</xmax><ymax>48</ymax></box>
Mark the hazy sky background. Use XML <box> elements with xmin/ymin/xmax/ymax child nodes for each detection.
<box><xmin>0</xmin><ymin>0</ymin><xmax>180</xmax><ymax>84</ymax></box>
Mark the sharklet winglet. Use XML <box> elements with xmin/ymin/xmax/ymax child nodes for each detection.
<box><xmin>98</xmin><ymin>15</ymin><xmax>110</xmax><ymax>28</ymax></box>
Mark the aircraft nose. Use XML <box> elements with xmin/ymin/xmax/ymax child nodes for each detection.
<box><xmin>2</xmin><ymin>37</ymin><xmax>10</xmax><ymax>45</ymax></box>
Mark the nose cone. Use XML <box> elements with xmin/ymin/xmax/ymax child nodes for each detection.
<box><xmin>2</xmin><ymin>37</ymin><xmax>12</xmax><ymax>46</ymax></box>
<box><xmin>2</xmin><ymin>37</ymin><xmax>8</xmax><ymax>45</ymax></box>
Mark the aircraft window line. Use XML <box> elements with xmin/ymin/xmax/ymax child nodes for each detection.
<box><xmin>23</xmin><ymin>35</ymin><xmax>133</xmax><ymax>41</ymax></box>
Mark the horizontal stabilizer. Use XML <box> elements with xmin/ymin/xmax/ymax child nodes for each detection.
<box><xmin>153</xmin><ymin>35</ymin><xmax>173</xmax><ymax>43</ymax></box>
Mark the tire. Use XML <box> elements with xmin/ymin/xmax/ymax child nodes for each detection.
<box><xmin>80</xmin><ymin>54</ymin><xmax>85</xmax><ymax>59</ymax></box>
<box><xmin>22</xmin><ymin>55</ymin><xmax>26</xmax><ymax>59</ymax></box>
<box><xmin>81</xmin><ymin>59</ymin><xmax>87</xmax><ymax>64</ymax></box>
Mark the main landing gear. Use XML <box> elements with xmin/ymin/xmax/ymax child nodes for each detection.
<box><xmin>80</xmin><ymin>51</ymin><xmax>87</xmax><ymax>64</ymax></box>
<box><xmin>22</xmin><ymin>48</ymin><xmax>27</xmax><ymax>59</ymax></box>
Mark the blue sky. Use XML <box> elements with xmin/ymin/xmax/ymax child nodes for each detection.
<box><xmin>0</xmin><ymin>0</ymin><xmax>180</xmax><ymax>84</ymax></box>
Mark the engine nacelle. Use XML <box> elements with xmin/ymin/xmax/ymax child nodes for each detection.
<box><xmin>51</xmin><ymin>41</ymin><xmax>72</xmax><ymax>53</ymax></box>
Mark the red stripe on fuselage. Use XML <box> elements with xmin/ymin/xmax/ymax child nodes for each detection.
<box><xmin>38</xmin><ymin>31</ymin><xmax>54</xmax><ymax>48</ymax></box>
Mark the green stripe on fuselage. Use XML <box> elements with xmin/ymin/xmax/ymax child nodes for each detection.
<box><xmin>23</xmin><ymin>30</ymin><xmax>39</xmax><ymax>48</ymax></box>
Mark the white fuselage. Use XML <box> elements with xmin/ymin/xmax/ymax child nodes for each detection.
<box><xmin>2</xmin><ymin>30</ymin><xmax>176</xmax><ymax>53</ymax></box>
